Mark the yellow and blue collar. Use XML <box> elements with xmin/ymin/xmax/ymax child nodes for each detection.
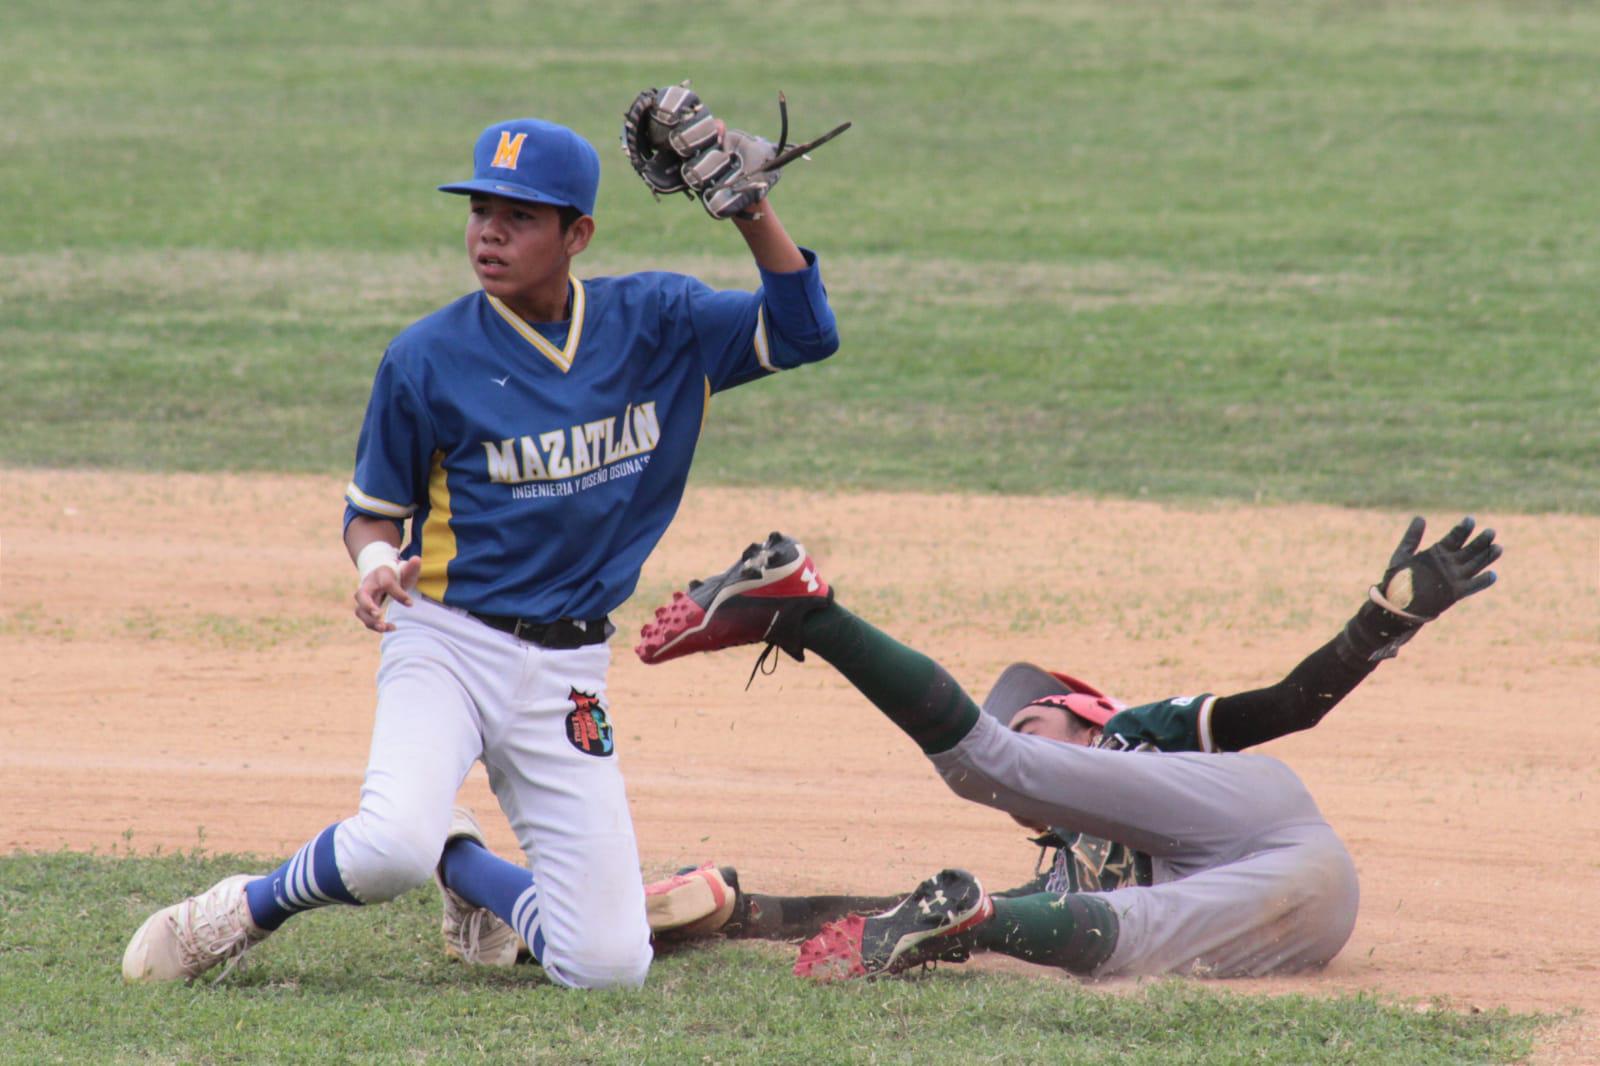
<box><xmin>485</xmin><ymin>277</ymin><xmax>586</xmax><ymax>373</ymax></box>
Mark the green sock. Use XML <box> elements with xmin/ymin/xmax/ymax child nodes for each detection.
<box><xmin>799</xmin><ymin>603</ymin><xmax>980</xmax><ymax>755</ymax></box>
<box><xmin>976</xmin><ymin>892</ymin><xmax>1120</xmax><ymax>976</ymax></box>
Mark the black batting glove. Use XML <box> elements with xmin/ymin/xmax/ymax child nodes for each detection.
<box><xmin>1371</xmin><ymin>516</ymin><xmax>1502</xmax><ymax>623</ymax></box>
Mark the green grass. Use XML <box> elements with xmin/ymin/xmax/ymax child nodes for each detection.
<box><xmin>3</xmin><ymin>0</ymin><xmax>1597</xmax><ymax>511</ymax></box>
<box><xmin>0</xmin><ymin>851</ymin><xmax>1545</xmax><ymax>1064</ymax></box>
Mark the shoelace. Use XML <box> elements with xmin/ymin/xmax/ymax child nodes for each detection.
<box><xmin>743</xmin><ymin>611</ymin><xmax>786</xmax><ymax>690</ymax></box>
<box><xmin>442</xmin><ymin>892</ymin><xmax>480</xmax><ymax>954</ymax></box>
<box><xmin>458</xmin><ymin>910</ymin><xmax>488</xmax><ymax>962</ymax></box>
<box><xmin>451</xmin><ymin>903</ymin><xmax>516</xmax><ymax>964</ymax></box>
<box><xmin>173</xmin><ymin>893</ymin><xmax>259</xmax><ymax>984</ymax></box>
<box><xmin>745</xmin><ymin>643</ymin><xmax>782</xmax><ymax>689</ymax></box>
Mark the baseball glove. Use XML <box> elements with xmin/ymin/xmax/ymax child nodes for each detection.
<box><xmin>622</xmin><ymin>83</ymin><xmax>851</xmax><ymax>220</ymax></box>
<box><xmin>622</xmin><ymin>83</ymin><xmax>722</xmax><ymax>197</ymax></box>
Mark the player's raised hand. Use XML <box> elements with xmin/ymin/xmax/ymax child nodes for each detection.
<box><xmin>354</xmin><ymin>556</ymin><xmax>421</xmax><ymax>634</ymax></box>
<box><xmin>1371</xmin><ymin>516</ymin><xmax>1501</xmax><ymax>623</ymax></box>
<box><xmin>622</xmin><ymin>83</ymin><xmax>849</xmax><ymax>221</ymax></box>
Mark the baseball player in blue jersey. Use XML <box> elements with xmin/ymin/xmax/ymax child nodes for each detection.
<box><xmin>122</xmin><ymin>93</ymin><xmax>840</xmax><ymax>987</ymax></box>
<box><xmin>635</xmin><ymin>516</ymin><xmax>1500</xmax><ymax>980</ymax></box>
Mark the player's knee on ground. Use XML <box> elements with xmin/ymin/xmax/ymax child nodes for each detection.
<box><xmin>543</xmin><ymin>934</ymin><xmax>653</xmax><ymax>990</ymax></box>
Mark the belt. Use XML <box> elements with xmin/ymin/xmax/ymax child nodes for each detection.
<box><xmin>467</xmin><ymin>612</ymin><xmax>612</xmax><ymax>649</ymax></box>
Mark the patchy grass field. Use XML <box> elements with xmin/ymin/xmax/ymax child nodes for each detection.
<box><xmin>0</xmin><ymin>851</ymin><xmax>1544</xmax><ymax>1064</ymax></box>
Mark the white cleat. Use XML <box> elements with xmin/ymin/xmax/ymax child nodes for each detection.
<box><xmin>122</xmin><ymin>874</ymin><xmax>268</xmax><ymax>982</ymax></box>
<box><xmin>437</xmin><ymin>806</ymin><xmax>524</xmax><ymax>967</ymax></box>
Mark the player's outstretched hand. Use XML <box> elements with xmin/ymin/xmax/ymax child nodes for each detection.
<box><xmin>1371</xmin><ymin>516</ymin><xmax>1501</xmax><ymax>623</ymax></box>
<box><xmin>354</xmin><ymin>557</ymin><xmax>421</xmax><ymax>634</ymax></box>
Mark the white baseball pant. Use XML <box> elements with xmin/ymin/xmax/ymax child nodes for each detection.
<box><xmin>331</xmin><ymin>595</ymin><xmax>652</xmax><ymax>989</ymax></box>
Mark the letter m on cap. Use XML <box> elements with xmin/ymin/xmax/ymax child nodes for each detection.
<box><xmin>492</xmin><ymin>132</ymin><xmax>527</xmax><ymax>170</ymax></box>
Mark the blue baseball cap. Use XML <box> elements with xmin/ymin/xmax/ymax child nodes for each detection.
<box><xmin>438</xmin><ymin>118</ymin><xmax>600</xmax><ymax>217</ymax></box>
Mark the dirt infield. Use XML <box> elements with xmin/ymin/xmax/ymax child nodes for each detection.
<box><xmin>4</xmin><ymin>470</ymin><xmax>1596</xmax><ymax>1057</ymax></box>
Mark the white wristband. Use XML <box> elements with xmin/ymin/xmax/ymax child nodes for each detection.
<box><xmin>356</xmin><ymin>541</ymin><xmax>402</xmax><ymax>582</ymax></box>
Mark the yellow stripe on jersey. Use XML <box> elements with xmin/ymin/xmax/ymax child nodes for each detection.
<box><xmin>416</xmin><ymin>450</ymin><xmax>456</xmax><ymax>601</ymax></box>
<box><xmin>485</xmin><ymin>277</ymin><xmax>587</xmax><ymax>373</ymax></box>
<box><xmin>1196</xmin><ymin>695</ymin><xmax>1220</xmax><ymax>753</ymax></box>
<box><xmin>753</xmin><ymin>305</ymin><xmax>775</xmax><ymax>372</ymax></box>
<box><xmin>345</xmin><ymin>481</ymin><xmax>416</xmax><ymax>518</ymax></box>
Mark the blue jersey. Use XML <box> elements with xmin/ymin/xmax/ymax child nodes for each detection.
<box><xmin>343</xmin><ymin>252</ymin><xmax>838</xmax><ymax>621</ymax></box>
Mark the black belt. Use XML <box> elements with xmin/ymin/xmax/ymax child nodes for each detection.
<box><xmin>467</xmin><ymin>612</ymin><xmax>612</xmax><ymax>649</ymax></box>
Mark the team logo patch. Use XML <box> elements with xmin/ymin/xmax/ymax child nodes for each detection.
<box><xmin>492</xmin><ymin>131</ymin><xmax>527</xmax><ymax>170</ymax></box>
<box><xmin>566</xmin><ymin>688</ymin><xmax>614</xmax><ymax>757</ymax></box>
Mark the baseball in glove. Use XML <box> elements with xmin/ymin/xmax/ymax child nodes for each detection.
<box><xmin>1369</xmin><ymin>515</ymin><xmax>1500</xmax><ymax>622</ymax></box>
<box><xmin>622</xmin><ymin>82</ymin><xmax>851</xmax><ymax>220</ymax></box>
<box><xmin>1335</xmin><ymin>515</ymin><xmax>1502</xmax><ymax>668</ymax></box>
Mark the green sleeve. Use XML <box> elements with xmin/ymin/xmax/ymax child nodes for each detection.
<box><xmin>1102</xmin><ymin>694</ymin><xmax>1218</xmax><ymax>753</ymax></box>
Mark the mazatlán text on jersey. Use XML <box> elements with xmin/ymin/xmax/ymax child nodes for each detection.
<box><xmin>483</xmin><ymin>401</ymin><xmax>660</xmax><ymax>484</ymax></box>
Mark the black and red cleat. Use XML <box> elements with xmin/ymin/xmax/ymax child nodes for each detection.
<box><xmin>635</xmin><ymin>532</ymin><xmax>832</xmax><ymax>665</ymax></box>
<box><xmin>794</xmin><ymin>868</ymin><xmax>992</xmax><ymax>981</ymax></box>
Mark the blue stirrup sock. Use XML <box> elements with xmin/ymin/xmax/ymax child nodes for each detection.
<box><xmin>439</xmin><ymin>836</ymin><xmax>547</xmax><ymax>962</ymax></box>
<box><xmin>244</xmin><ymin>824</ymin><xmax>359</xmax><ymax>932</ymax></box>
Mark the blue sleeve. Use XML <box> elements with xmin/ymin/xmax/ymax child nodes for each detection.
<box><xmin>342</xmin><ymin>348</ymin><xmax>436</xmax><ymax>535</ymax></box>
<box><xmin>683</xmin><ymin>247</ymin><xmax>840</xmax><ymax>393</ymax></box>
